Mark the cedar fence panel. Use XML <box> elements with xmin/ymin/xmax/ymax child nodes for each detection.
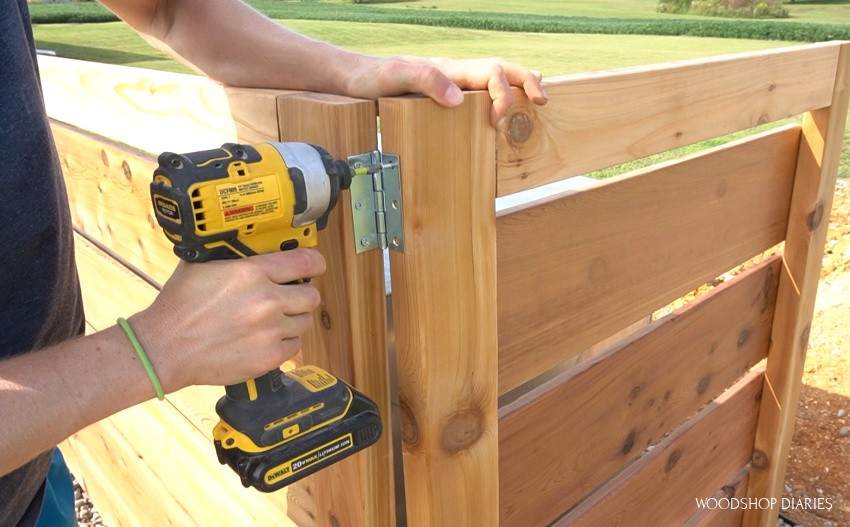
<box><xmin>41</xmin><ymin>41</ymin><xmax>850</xmax><ymax>527</ymax></box>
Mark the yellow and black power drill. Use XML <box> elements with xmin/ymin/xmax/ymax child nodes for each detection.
<box><xmin>150</xmin><ymin>142</ymin><xmax>382</xmax><ymax>492</ymax></box>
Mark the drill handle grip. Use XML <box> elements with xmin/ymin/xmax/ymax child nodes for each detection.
<box><xmin>225</xmin><ymin>370</ymin><xmax>285</xmax><ymax>402</ymax></box>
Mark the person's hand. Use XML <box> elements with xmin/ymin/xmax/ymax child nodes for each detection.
<box><xmin>129</xmin><ymin>249</ymin><xmax>326</xmax><ymax>393</ymax></box>
<box><xmin>345</xmin><ymin>55</ymin><xmax>549</xmax><ymax>126</ymax></box>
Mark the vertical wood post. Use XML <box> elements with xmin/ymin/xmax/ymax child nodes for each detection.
<box><xmin>277</xmin><ymin>93</ymin><xmax>396</xmax><ymax>527</ymax></box>
<box><xmin>381</xmin><ymin>93</ymin><xmax>500</xmax><ymax>526</ymax></box>
<box><xmin>743</xmin><ymin>42</ymin><xmax>850</xmax><ymax>527</ymax></box>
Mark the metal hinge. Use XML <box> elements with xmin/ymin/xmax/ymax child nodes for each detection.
<box><xmin>347</xmin><ymin>151</ymin><xmax>404</xmax><ymax>254</ymax></box>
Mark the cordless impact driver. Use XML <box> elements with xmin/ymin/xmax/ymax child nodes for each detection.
<box><xmin>150</xmin><ymin>142</ymin><xmax>382</xmax><ymax>492</ymax></box>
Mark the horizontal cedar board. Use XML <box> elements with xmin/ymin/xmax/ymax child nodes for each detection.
<box><xmin>496</xmin><ymin>41</ymin><xmax>839</xmax><ymax>196</ymax></box>
<box><xmin>684</xmin><ymin>468</ymin><xmax>751</xmax><ymax>527</ymax></box>
<box><xmin>38</xmin><ymin>55</ymin><xmax>286</xmax><ymax>153</ymax></box>
<box><xmin>53</xmin><ymin>121</ymin><xmax>178</xmax><ymax>286</ymax></box>
<box><xmin>498</xmin><ymin>257</ymin><xmax>779</xmax><ymax>526</ymax></box>
<box><xmin>555</xmin><ymin>370</ymin><xmax>763</xmax><ymax>527</ymax></box>
<box><xmin>496</xmin><ymin>125</ymin><xmax>799</xmax><ymax>394</ymax></box>
<box><xmin>70</xmin><ymin>235</ymin><xmax>294</xmax><ymax>526</ymax></box>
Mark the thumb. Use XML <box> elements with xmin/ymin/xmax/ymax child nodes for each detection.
<box><xmin>436</xmin><ymin>82</ymin><xmax>465</xmax><ymax>107</ymax></box>
<box><xmin>387</xmin><ymin>59</ymin><xmax>465</xmax><ymax>107</ymax></box>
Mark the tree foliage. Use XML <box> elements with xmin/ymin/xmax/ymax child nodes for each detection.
<box><xmin>658</xmin><ymin>0</ymin><xmax>789</xmax><ymax>18</ymax></box>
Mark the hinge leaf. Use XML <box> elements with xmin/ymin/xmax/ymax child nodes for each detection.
<box><xmin>347</xmin><ymin>151</ymin><xmax>404</xmax><ymax>254</ymax></box>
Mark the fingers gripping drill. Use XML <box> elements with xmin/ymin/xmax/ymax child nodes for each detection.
<box><xmin>150</xmin><ymin>142</ymin><xmax>383</xmax><ymax>492</ymax></box>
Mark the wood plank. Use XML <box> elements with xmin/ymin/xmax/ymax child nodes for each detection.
<box><xmin>61</xmin><ymin>417</ymin><xmax>211</xmax><ymax>527</ymax></box>
<box><xmin>496</xmin><ymin>41</ymin><xmax>840</xmax><ymax>196</ymax></box>
<box><xmin>555</xmin><ymin>369</ymin><xmax>763</xmax><ymax>527</ymax></box>
<box><xmin>277</xmin><ymin>93</ymin><xmax>395</xmax><ymax>527</ymax></box>
<box><xmin>382</xmin><ymin>93</ymin><xmax>499</xmax><ymax>527</ymax></box>
<box><xmin>224</xmin><ymin>86</ymin><xmax>291</xmax><ymax>144</ymax></box>
<box><xmin>497</xmin><ymin>126</ymin><xmax>800</xmax><ymax>394</ymax></box>
<box><xmin>63</xmin><ymin>400</ymin><xmax>294</xmax><ymax>527</ymax></box>
<box><xmin>67</xmin><ymin>234</ymin><xmax>294</xmax><ymax>526</ymax></box>
<box><xmin>684</xmin><ymin>468</ymin><xmax>751</xmax><ymax>527</ymax></box>
<box><xmin>498</xmin><ymin>257</ymin><xmax>780</xmax><ymax>526</ymax></box>
<box><xmin>497</xmin><ymin>317</ymin><xmax>650</xmax><ymax>408</ymax></box>
<box><xmin>38</xmin><ymin>55</ymin><xmax>289</xmax><ymax>154</ymax></box>
<box><xmin>744</xmin><ymin>42</ymin><xmax>850</xmax><ymax>527</ymax></box>
<box><xmin>53</xmin><ymin>121</ymin><xmax>177</xmax><ymax>286</ymax></box>
<box><xmin>286</xmin><ymin>477</ymin><xmax>318</xmax><ymax>527</ymax></box>
<box><xmin>73</xmin><ymin>233</ymin><xmax>158</xmax><ymax>327</ymax></box>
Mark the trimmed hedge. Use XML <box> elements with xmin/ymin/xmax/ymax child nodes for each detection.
<box><xmin>28</xmin><ymin>3</ymin><xmax>119</xmax><ymax>24</ymax></box>
<box><xmin>28</xmin><ymin>1</ymin><xmax>850</xmax><ymax>42</ymax></box>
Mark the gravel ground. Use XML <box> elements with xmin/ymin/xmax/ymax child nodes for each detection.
<box><xmin>71</xmin><ymin>473</ymin><xmax>105</xmax><ymax>527</ymax></box>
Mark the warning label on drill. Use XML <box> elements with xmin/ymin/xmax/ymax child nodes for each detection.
<box><xmin>264</xmin><ymin>434</ymin><xmax>353</xmax><ymax>485</ymax></box>
<box><xmin>217</xmin><ymin>176</ymin><xmax>281</xmax><ymax>224</ymax></box>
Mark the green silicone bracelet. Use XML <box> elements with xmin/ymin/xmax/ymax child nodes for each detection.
<box><xmin>117</xmin><ymin>317</ymin><xmax>165</xmax><ymax>401</ymax></box>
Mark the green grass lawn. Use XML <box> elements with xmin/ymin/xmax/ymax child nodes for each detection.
<box><xmin>33</xmin><ymin>20</ymin><xmax>792</xmax><ymax>77</ymax></box>
<box><xmin>262</xmin><ymin>0</ymin><xmax>850</xmax><ymax>24</ymax></box>
<box><xmin>281</xmin><ymin>0</ymin><xmax>673</xmax><ymax>19</ymax></box>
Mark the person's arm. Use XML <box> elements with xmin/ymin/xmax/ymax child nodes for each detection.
<box><xmin>99</xmin><ymin>0</ymin><xmax>548</xmax><ymax>125</ymax></box>
<box><xmin>0</xmin><ymin>249</ymin><xmax>325</xmax><ymax>476</ymax></box>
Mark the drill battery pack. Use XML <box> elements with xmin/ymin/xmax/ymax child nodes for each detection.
<box><xmin>213</xmin><ymin>365</ymin><xmax>382</xmax><ymax>492</ymax></box>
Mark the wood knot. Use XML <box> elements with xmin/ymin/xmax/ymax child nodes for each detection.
<box><xmin>808</xmin><ymin>202</ymin><xmax>825</xmax><ymax>232</ymax></box>
<box><xmin>121</xmin><ymin>160</ymin><xmax>132</xmax><ymax>180</ymax></box>
<box><xmin>752</xmin><ymin>449</ymin><xmax>770</xmax><ymax>470</ymax></box>
<box><xmin>441</xmin><ymin>408</ymin><xmax>484</xmax><ymax>455</ymax></box>
<box><xmin>100</xmin><ymin>149</ymin><xmax>109</xmax><ymax>167</ymax></box>
<box><xmin>320</xmin><ymin>309</ymin><xmax>332</xmax><ymax>331</ymax></box>
<box><xmin>507</xmin><ymin>111</ymin><xmax>533</xmax><ymax>145</ymax></box>
<box><xmin>399</xmin><ymin>399</ymin><xmax>419</xmax><ymax>446</ymax></box>
<box><xmin>697</xmin><ymin>374</ymin><xmax>712</xmax><ymax>396</ymax></box>
<box><xmin>665</xmin><ymin>449</ymin><xmax>682</xmax><ymax>473</ymax></box>
<box><xmin>621</xmin><ymin>428</ymin><xmax>637</xmax><ymax>455</ymax></box>
<box><xmin>328</xmin><ymin>515</ymin><xmax>340</xmax><ymax>527</ymax></box>
<box><xmin>737</xmin><ymin>328</ymin><xmax>752</xmax><ymax>348</ymax></box>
